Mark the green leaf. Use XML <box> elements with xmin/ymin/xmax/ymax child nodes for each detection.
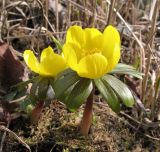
<box><xmin>54</xmin><ymin>69</ymin><xmax>73</xmax><ymax>81</ymax></box>
<box><xmin>65</xmin><ymin>79</ymin><xmax>93</xmax><ymax>112</ymax></box>
<box><xmin>30</xmin><ymin>77</ymin><xmax>41</xmax><ymax>100</ymax></box>
<box><xmin>49</xmin><ymin>33</ymin><xmax>63</xmax><ymax>52</ymax></box>
<box><xmin>30</xmin><ymin>77</ymin><xmax>49</xmax><ymax>100</ymax></box>
<box><xmin>155</xmin><ymin>76</ymin><xmax>160</xmax><ymax>100</ymax></box>
<box><xmin>4</xmin><ymin>91</ymin><xmax>17</xmax><ymax>101</ymax></box>
<box><xmin>37</xmin><ymin>78</ymin><xmax>49</xmax><ymax>99</ymax></box>
<box><xmin>94</xmin><ymin>78</ymin><xmax>120</xmax><ymax>112</ymax></box>
<box><xmin>58</xmin><ymin>85</ymin><xmax>75</xmax><ymax>103</ymax></box>
<box><xmin>20</xmin><ymin>96</ymin><xmax>35</xmax><ymax>111</ymax></box>
<box><xmin>102</xmin><ymin>75</ymin><xmax>134</xmax><ymax>107</ymax></box>
<box><xmin>53</xmin><ymin>70</ymin><xmax>80</xmax><ymax>98</ymax></box>
<box><xmin>11</xmin><ymin>76</ymin><xmax>39</xmax><ymax>89</ymax></box>
<box><xmin>110</xmin><ymin>63</ymin><xmax>143</xmax><ymax>79</ymax></box>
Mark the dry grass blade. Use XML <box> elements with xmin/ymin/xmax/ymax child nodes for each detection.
<box><xmin>56</xmin><ymin>0</ymin><xmax>59</xmax><ymax>35</ymax></box>
<box><xmin>107</xmin><ymin>0</ymin><xmax>116</xmax><ymax>25</ymax></box>
<box><xmin>0</xmin><ymin>121</ymin><xmax>9</xmax><ymax>152</ymax></box>
<box><xmin>45</xmin><ymin>0</ymin><xmax>49</xmax><ymax>30</ymax></box>
<box><xmin>0</xmin><ymin>125</ymin><xmax>31</xmax><ymax>152</ymax></box>
<box><xmin>0</xmin><ymin>0</ymin><xmax>6</xmax><ymax>42</ymax></box>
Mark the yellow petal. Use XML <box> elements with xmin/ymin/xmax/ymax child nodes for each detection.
<box><xmin>23</xmin><ymin>50</ymin><xmax>40</xmax><ymax>73</ymax></box>
<box><xmin>106</xmin><ymin>47</ymin><xmax>120</xmax><ymax>72</ymax></box>
<box><xmin>66</xmin><ymin>25</ymin><xmax>85</xmax><ymax>48</ymax></box>
<box><xmin>77</xmin><ymin>53</ymin><xmax>108</xmax><ymax>79</ymax></box>
<box><xmin>40</xmin><ymin>46</ymin><xmax>66</xmax><ymax>77</ymax></box>
<box><xmin>102</xmin><ymin>25</ymin><xmax>120</xmax><ymax>59</ymax></box>
<box><xmin>63</xmin><ymin>43</ymin><xmax>78</xmax><ymax>71</ymax></box>
<box><xmin>40</xmin><ymin>46</ymin><xmax>54</xmax><ymax>62</ymax></box>
<box><xmin>84</xmin><ymin>28</ymin><xmax>102</xmax><ymax>50</ymax></box>
<box><xmin>40</xmin><ymin>53</ymin><xmax>66</xmax><ymax>77</ymax></box>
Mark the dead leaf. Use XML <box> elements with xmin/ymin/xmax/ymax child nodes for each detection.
<box><xmin>0</xmin><ymin>42</ymin><xmax>24</xmax><ymax>88</ymax></box>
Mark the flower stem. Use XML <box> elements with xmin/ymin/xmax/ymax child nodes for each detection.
<box><xmin>31</xmin><ymin>101</ymin><xmax>44</xmax><ymax>123</ymax></box>
<box><xmin>80</xmin><ymin>87</ymin><xmax>95</xmax><ymax>136</ymax></box>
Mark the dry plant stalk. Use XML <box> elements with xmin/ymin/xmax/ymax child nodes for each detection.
<box><xmin>107</xmin><ymin>0</ymin><xmax>116</xmax><ymax>25</ymax></box>
<box><xmin>56</xmin><ymin>0</ymin><xmax>59</xmax><ymax>36</ymax></box>
<box><xmin>142</xmin><ymin>0</ymin><xmax>159</xmax><ymax>103</ymax></box>
<box><xmin>45</xmin><ymin>0</ymin><xmax>49</xmax><ymax>30</ymax></box>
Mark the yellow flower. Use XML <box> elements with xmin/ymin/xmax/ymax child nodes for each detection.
<box><xmin>63</xmin><ymin>25</ymin><xmax>120</xmax><ymax>79</ymax></box>
<box><xmin>23</xmin><ymin>46</ymin><xmax>67</xmax><ymax>77</ymax></box>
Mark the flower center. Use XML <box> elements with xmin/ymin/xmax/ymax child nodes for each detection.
<box><xmin>81</xmin><ymin>48</ymin><xmax>101</xmax><ymax>58</ymax></box>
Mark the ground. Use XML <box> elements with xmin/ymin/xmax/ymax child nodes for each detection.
<box><xmin>1</xmin><ymin>101</ymin><xmax>159</xmax><ymax>152</ymax></box>
<box><xmin>0</xmin><ymin>0</ymin><xmax>160</xmax><ymax>152</ymax></box>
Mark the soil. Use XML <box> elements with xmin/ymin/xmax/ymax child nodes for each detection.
<box><xmin>1</xmin><ymin>101</ymin><xmax>159</xmax><ymax>152</ymax></box>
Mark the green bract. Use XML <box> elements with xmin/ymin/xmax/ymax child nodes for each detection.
<box><xmin>53</xmin><ymin>63</ymin><xmax>142</xmax><ymax>112</ymax></box>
